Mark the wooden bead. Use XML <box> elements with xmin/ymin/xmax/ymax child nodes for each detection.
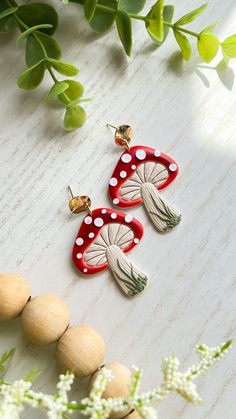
<box><xmin>0</xmin><ymin>273</ymin><xmax>31</xmax><ymax>321</ymax></box>
<box><xmin>21</xmin><ymin>295</ymin><xmax>70</xmax><ymax>345</ymax></box>
<box><xmin>56</xmin><ymin>324</ymin><xmax>105</xmax><ymax>378</ymax></box>
<box><xmin>89</xmin><ymin>363</ymin><xmax>132</xmax><ymax>419</ymax></box>
<box><xmin>123</xmin><ymin>411</ymin><xmax>142</xmax><ymax>419</ymax></box>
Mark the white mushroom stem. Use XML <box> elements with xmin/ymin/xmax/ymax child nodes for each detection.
<box><xmin>106</xmin><ymin>245</ymin><xmax>148</xmax><ymax>297</ymax></box>
<box><xmin>140</xmin><ymin>183</ymin><xmax>181</xmax><ymax>232</ymax></box>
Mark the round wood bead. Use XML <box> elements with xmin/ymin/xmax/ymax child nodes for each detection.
<box><xmin>123</xmin><ymin>410</ymin><xmax>142</xmax><ymax>418</ymax></box>
<box><xmin>0</xmin><ymin>273</ymin><xmax>31</xmax><ymax>321</ymax></box>
<box><xmin>56</xmin><ymin>324</ymin><xmax>105</xmax><ymax>378</ymax></box>
<box><xmin>89</xmin><ymin>363</ymin><xmax>132</xmax><ymax>419</ymax></box>
<box><xmin>21</xmin><ymin>295</ymin><xmax>70</xmax><ymax>345</ymax></box>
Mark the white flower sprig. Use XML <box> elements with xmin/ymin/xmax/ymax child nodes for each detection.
<box><xmin>0</xmin><ymin>340</ymin><xmax>232</xmax><ymax>419</ymax></box>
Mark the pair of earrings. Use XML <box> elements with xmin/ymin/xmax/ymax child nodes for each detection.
<box><xmin>68</xmin><ymin>124</ymin><xmax>181</xmax><ymax>298</ymax></box>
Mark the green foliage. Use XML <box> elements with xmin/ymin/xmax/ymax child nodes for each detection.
<box><xmin>84</xmin><ymin>0</ymin><xmax>97</xmax><ymax>21</ymax></box>
<box><xmin>221</xmin><ymin>34</ymin><xmax>236</xmax><ymax>62</ymax></box>
<box><xmin>16</xmin><ymin>24</ymin><xmax>53</xmax><ymax>46</ymax></box>
<box><xmin>197</xmin><ymin>33</ymin><xmax>219</xmax><ymax>62</ymax></box>
<box><xmin>0</xmin><ymin>348</ymin><xmax>15</xmax><ymax>378</ymax></box>
<box><xmin>116</xmin><ymin>10</ymin><xmax>132</xmax><ymax>56</ymax></box>
<box><xmin>0</xmin><ymin>0</ymin><xmax>88</xmax><ymax>131</ymax></box>
<box><xmin>16</xmin><ymin>3</ymin><xmax>58</xmax><ymax>35</ymax></box>
<box><xmin>174</xmin><ymin>30</ymin><xmax>191</xmax><ymax>61</ymax></box>
<box><xmin>118</xmin><ymin>0</ymin><xmax>146</xmax><ymax>14</ymax></box>
<box><xmin>1</xmin><ymin>0</ymin><xmax>236</xmax><ymax>131</ymax></box>
<box><xmin>17</xmin><ymin>60</ymin><xmax>45</xmax><ymax>90</ymax></box>
<box><xmin>64</xmin><ymin>105</ymin><xmax>87</xmax><ymax>131</ymax></box>
<box><xmin>145</xmin><ymin>0</ymin><xmax>164</xmax><ymax>43</ymax></box>
<box><xmin>48</xmin><ymin>59</ymin><xmax>79</xmax><ymax>76</ymax></box>
<box><xmin>88</xmin><ymin>0</ymin><xmax>117</xmax><ymax>34</ymax></box>
<box><xmin>72</xmin><ymin>0</ymin><xmax>236</xmax><ymax>67</ymax></box>
<box><xmin>175</xmin><ymin>3</ymin><xmax>208</xmax><ymax>26</ymax></box>
<box><xmin>58</xmin><ymin>80</ymin><xmax>84</xmax><ymax>103</ymax></box>
<box><xmin>48</xmin><ymin>81</ymin><xmax>69</xmax><ymax>100</ymax></box>
<box><xmin>0</xmin><ymin>2</ymin><xmax>17</xmax><ymax>32</ymax></box>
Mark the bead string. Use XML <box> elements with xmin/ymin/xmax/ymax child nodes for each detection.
<box><xmin>0</xmin><ymin>273</ymin><xmax>136</xmax><ymax>418</ymax></box>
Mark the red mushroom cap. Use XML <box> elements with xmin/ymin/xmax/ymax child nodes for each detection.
<box><xmin>108</xmin><ymin>145</ymin><xmax>179</xmax><ymax>208</ymax></box>
<box><xmin>72</xmin><ymin>207</ymin><xmax>144</xmax><ymax>275</ymax></box>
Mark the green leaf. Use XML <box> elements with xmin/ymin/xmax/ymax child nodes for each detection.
<box><xmin>202</xmin><ymin>22</ymin><xmax>218</xmax><ymax>33</ymax></box>
<box><xmin>197</xmin><ymin>33</ymin><xmax>219</xmax><ymax>63</ymax></box>
<box><xmin>222</xmin><ymin>34</ymin><xmax>236</xmax><ymax>59</ymax></box>
<box><xmin>174</xmin><ymin>30</ymin><xmax>191</xmax><ymax>60</ymax></box>
<box><xmin>84</xmin><ymin>0</ymin><xmax>97</xmax><ymax>22</ymax></box>
<box><xmin>58</xmin><ymin>80</ymin><xmax>84</xmax><ymax>104</ymax></box>
<box><xmin>155</xmin><ymin>5</ymin><xmax>174</xmax><ymax>46</ymax></box>
<box><xmin>0</xmin><ymin>348</ymin><xmax>15</xmax><ymax>377</ymax></box>
<box><xmin>89</xmin><ymin>0</ymin><xmax>117</xmax><ymax>34</ymax></box>
<box><xmin>116</xmin><ymin>10</ymin><xmax>132</xmax><ymax>56</ymax></box>
<box><xmin>0</xmin><ymin>7</ymin><xmax>18</xmax><ymax>19</ymax></box>
<box><xmin>67</xmin><ymin>97</ymin><xmax>91</xmax><ymax>108</ymax></box>
<box><xmin>25</xmin><ymin>32</ymin><xmax>61</xmax><ymax>67</ymax></box>
<box><xmin>17</xmin><ymin>60</ymin><xmax>45</xmax><ymax>90</ymax></box>
<box><xmin>48</xmin><ymin>59</ymin><xmax>79</xmax><ymax>76</ymax></box>
<box><xmin>175</xmin><ymin>3</ymin><xmax>208</xmax><ymax>26</ymax></box>
<box><xmin>16</xmin><ymin>24</ymin><xmax>53</xmax><ymax>46</ymax></box>
<box><xmin>145</xmin><ymin>0</ymin><xmax>164</xmax><ymax>43</ymax></box>
<box><xmin>0</xmin><ymin>1</ymin><xmax>17</xmax><ymax>32</ymax></box>
<box><xmin>118</xmin><ymin>0</ymin><xmax>146</xmax><ymax>14</ymax></box>
<box><xmin>16</xmin><ymin>3</ymin><xmax>58</xmax><ymax>35</ymax></box>
<box><xmin>64</xmin><ymin>106</ymin><xmax>86</xmax><ymax>131</ymax></box>
<box><xmin>24</xmin><ymin>367</ymin><xmax>40</xmax><ymax>383</ymax></box>
<box><xmin>48</xmin><ymin>81</ymin><xmax>69</xmax><ymax>100</ymax></box>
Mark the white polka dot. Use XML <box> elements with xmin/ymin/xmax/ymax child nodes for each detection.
<box><xmin>120</xmin><ymin>170</ymin><xmax>127</xmax><ymax>179</ymax></box>
<box><xmin>169</xmin><ymin>163</ymin><xmax>177</xmax><ymax>172</ymax></box>
<box><xmin>83</xmin><ymin>268</ymin><xmax>88</xmax><ymax>273</ymax></box>
<box><xmin>111</xmin><ymin>213</ymin><xmax>117</xmax><ymax>219</ymax></box>
<box><xmin>94</xmin><ymin>217</ymin><xmax>104</xmax><ymax>227</ymax></box>
<box><xmin>154</xmin><ymin>149</ymin><xmax>161</xmax><ymax>157</ymax></box>
<box><xmin>88</xmin><ymin>232</ymin><xmax>95</xmax><ymax>239</ymax></box>
<box><xmin>109</xmin><ymin>177</ymin><xmax>118</xmax><ymax>186</ymax></box>
<box><xmin>101</xmin><ymin>209</ymin><xmax>107</xmax><ymax>214</ymax></box>
<box><xmin>113</xmin><ymin>198</ymin><xmax>119</xmax><ymax>205</ymax></box>
<box><xmin>76</xmin><ymin>253</ymin><xmax>82</xmax><ymax>259</ymax></box>
<box><xmin>76</xmin><ymin>237</ymin><xmax>84</xmax><ymax>246</ymax></box>
<box><xmin>135</xmin><ymin>149</ymin><xmax>146</xmax><ymax>160</ymax></box>
<box><xmin>131</xmin><ymin>164</ymin><xmax>136</xmax><ymax>170</ymax></box>
<box><xmin>134</xmin><ymin>238</ymin><xmax>139</xmax><ymax>244</ymax></box>
<box><xmin>125</xmin><ymin>215</ymin><xmax>133</xmax><ymax>223</ymax></box>
<box><xmin>84</xmin><ymin>216</ymin><xmax>92</xmax><ymax>225</ymax></box>
<box><xmin>121</xmin><ymin>153</ymin><xmax>132</xmax><ymax>163</ymax></box>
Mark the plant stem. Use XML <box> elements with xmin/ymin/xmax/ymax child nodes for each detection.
<box><xmin>6</xmin><ymin>0</ymin><xmax>71</xmax><ymax>104</ymax></box>
<box><xmin>164</xmin><ymin>21</ymin><xmax>199</xmax><ymax>38</ymax></box>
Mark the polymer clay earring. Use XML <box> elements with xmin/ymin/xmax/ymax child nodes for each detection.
<box><xmin>107</xmin><ymin>124</ymin><xmax>181</xmax><ymax>233</ymax></box>
<box><xmin>68</xmin><ymin>187</ymin><xmax>148</xmax><ymax>297</ymax></box>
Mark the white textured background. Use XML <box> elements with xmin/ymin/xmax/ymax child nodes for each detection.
<box><xmin>0</xmin><ymin>0</ymin><xmax>236</xmax><ymax>418</ymax></box>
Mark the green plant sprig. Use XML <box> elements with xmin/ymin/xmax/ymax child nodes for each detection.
<box><xmin>0</xmin><ymin>0</ymin><xmax>89</xmax><ymax>131</ymax></box>
<box><xmin>68</xmin><ymin>0</ymin><xmax>236</xmax><ymax>64</ymax></box>
<box><xmin>0</xmin><ymin>340</ymin><xmax>232</xmax><ymax>418</ymax></box>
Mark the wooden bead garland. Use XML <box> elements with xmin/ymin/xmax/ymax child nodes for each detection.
<box><xmin>89</xmin><ymin>363</ymin><xmax>132</xmax><ymax>419</ymax></box>
<box><xmin>0</xmin><ymin>273</ymin><xmax>31</xmax><ymax>320</ymax></box>
<box><xmin>21</xmin><ymin>295</ymin><xmax>70</xmax><ymax>345</ymax></box>
<box><xmin>0</xmin><ymin>272</ymin><xmax>133</xmax><ymax>413</ymax></box>
<box><xmin>56</xmin><ymin>324</ymin><xmax>105</xmax><ymax>377</ymax></box>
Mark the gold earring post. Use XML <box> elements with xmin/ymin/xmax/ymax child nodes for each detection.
<box><xmin>68</xmin><ymin>186</ymin><xmax>92</xmax><ymax>215</ymax></box>
<box><xmin>107</xmin><ymin>123</ymin><xmax>133</xmax><ymax>151</ymax></box>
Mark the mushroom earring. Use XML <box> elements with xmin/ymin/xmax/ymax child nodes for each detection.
<box><xmin>68</xmin><ymin>187</ymin><xmax>148</xmax><ymax>297</ymax></box>
<box><xmin>107</xmin><ymin>124</ymin><xmax>182</xmax><ymax>233</ymax></box>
